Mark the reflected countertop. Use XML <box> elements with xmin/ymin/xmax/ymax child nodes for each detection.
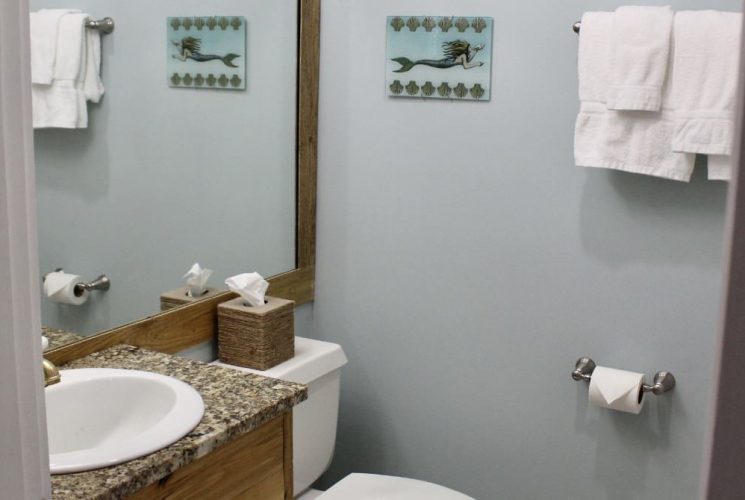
<box><xmin>43</xmin><ymin>327</ymin><xmax>84</xmax><ymax>351</ymax></box>
<box><xmin>51</xmin><ymin>345</ymin><xmax>307</xmax><ymax>500</ymax></box>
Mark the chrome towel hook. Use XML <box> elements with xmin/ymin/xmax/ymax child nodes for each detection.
<box><xmin>571</xmin><ymin>357</ymin><xmax>676</xmax><ymax>395</ymax></box>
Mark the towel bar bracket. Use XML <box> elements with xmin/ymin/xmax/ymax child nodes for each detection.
<box><xmin>85</xmin><ymin>17</ymin><xmax>114</xmax><ymax>34</ymax></box>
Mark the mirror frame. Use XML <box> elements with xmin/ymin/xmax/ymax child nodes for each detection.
<box><xmin>46</xmin><ymin>0</ymin><xmax>320</xmax><ymax>364</ymax></box>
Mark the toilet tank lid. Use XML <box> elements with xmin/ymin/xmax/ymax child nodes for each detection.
<box><xmin>317</xmin><ymin>473</ymin><xmax>475</xmax><ymax>500</ymax></box>
<box><xmin>212</xmin><ymin>336</ymin><xmax>348</xmax><ymax>385</ymax></box>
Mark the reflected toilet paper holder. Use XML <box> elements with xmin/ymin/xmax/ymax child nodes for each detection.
<box><xmin>43</xmin><ymin>268</ymin><xmax>111</xmax><ymax>297</ymax></box>
<box><xmin>571</xmin><ymin>357</ymin><xmax>676</xmax><ymax>395</ymax></box>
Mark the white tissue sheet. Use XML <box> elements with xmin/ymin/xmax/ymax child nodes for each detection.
<box><xmin>588</xmin><ymin>366</ymin><xmax>645</xmax><ymax>414</ymax></box>
<box><xmin>225</xmin><ymin>272</ymin><xmax>268</xmax><ymax>307</ymax></box>
<box><xmin>183</xmin><ymin>262</ymin><xmax>213</xmax><ymax>297</ymax></box>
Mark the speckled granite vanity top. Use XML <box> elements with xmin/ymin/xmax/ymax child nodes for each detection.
<box><xmin>43</xmin><ymin>327</ymin><xmax>84</xmax><ymax>350</ymax></box>
<box><xmin>51</xmin><ymin>345</ymin><xmax>307</xmax><ymax>500</ymax></box>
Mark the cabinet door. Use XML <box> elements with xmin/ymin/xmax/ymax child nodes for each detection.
<box><xmin>130</xmin><ymin>413</ymin><xmax>292</xmax><ymax>500</ymax></box>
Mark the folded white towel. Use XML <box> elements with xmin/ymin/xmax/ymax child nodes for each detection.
<box><xmin>671</xmin><ymin>11</ymin><xmax>742</xmax><ymax>156</ymax></box>
<box><xmin>32</xmin><ymin>12</ymin><xmax>104</xmax><ymax>129</ymax></box>
<box><xmin>574</xmin><ymin>12</ymin><xmax>695</xmax><ymax>182</ymax></box>
<box><xmin>607</xmin><ymin>6</ymin><xmax>673</xmax><ymax>111</ymax></box>
<box><xmin>29</xmin><ymin>9</ymin><xmax>78</xmax><ymax>85</ymax></box>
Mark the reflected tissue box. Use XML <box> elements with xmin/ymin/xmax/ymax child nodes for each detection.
<box><xmin>160</xmin><ymin>287</ymin><xmax>224</xmax><ymax>311</ymax></box>
<box><xmin>217</xmin><ymin>295</ymin><xmax>295</xmax><ymax>370</ymax></box>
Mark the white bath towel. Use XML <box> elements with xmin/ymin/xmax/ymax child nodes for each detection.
<box><xmin>574</xmin><ymin>12</ymin><xmax>695</xmax><ymax>182</ymax></box>
<box><xmin>671</xmin><ymin>11</ymin><xmax>742</xmax><ymax>156</ymax></box>
<box><xmin>607</xmin><ymin>6</ymin><xmax>673</xmax><ymax>111</ymax></box>
<box><xmin>29</xmin><ymin>9</ymin><xmax>78</xmax><ymax>85</ymax></box>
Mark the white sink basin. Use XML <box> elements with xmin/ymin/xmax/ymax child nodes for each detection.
<box><xmin>46</xmin><ymin>368</ymin><xmax>204</xmax><ymax>474</ymax></box>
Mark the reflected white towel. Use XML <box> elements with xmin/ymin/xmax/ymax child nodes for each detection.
<box><xmin>82</xmin><ymin>30</ymin><xmax>104</xmax><ymax>103</ymax></box>
<box><xmin>607</xmin><ymin>6</ymin><xmax>673</xmax><ymax>111</ymax></box>
<box><xmin>32</xmin><ymin>12</ymin><xmax>103</xmax><ymax>129</ymax></box>
<box><xmin>29</xmin><ymin>9</ymin><xmax>78</xmax><ymax>84</ymax></box>
<box><xmin>574</xmin><ymin>12</ymin><xmax>695</xmax><ymax>182</ymax></box>
<box><xmin>671</xmin><ymin>11</ymin><xmax>742</xmax><ymax>156</ymax></box>
<box><xmin>73</xmin><ymin>26</ymin><xmax>105</xmax><ymax>128</ymax></box>
<box><xmin>32</xmin><ymin>12</ymin><xmax>87</xmax><ymax>128</ymax></box>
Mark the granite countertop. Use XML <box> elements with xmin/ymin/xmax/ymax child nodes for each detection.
<box><xmin>51</xmin><ymin>345</ymin><xmax>307</xmax><ymax>500</ymax></box>
<box><xmin>43</xmin><ymin>327</ymin><xmax>84</xmax><ymax>350</ymax></box>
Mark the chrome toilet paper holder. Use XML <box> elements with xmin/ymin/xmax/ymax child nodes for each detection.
<box><xmin>43</xmin><ymin>268</ymin><xmax>111</xmax><ymax>297</ymax></box>
<box><xmin>571</xmin><ymin>357</ymin><xmax>676</xmax><ymax>395</ymax></box>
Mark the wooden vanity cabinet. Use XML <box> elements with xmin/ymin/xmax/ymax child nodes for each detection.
<box><xmin>129</xmin><ymin>412</ymin><xmax>293</xmax><ymax>500</ymax></box>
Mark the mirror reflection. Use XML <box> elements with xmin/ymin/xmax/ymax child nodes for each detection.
<box><xmin>31</xmin><ymin>0</ymin><xmax>300</xmax><ymax>348</ymax></box>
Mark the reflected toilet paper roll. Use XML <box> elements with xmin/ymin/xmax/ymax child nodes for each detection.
<box><xmin>43</xmin><ymin>271</ymin><xmax>88</xmax><ymax>306</ymax></box>
<box><xmin>588</xmin><ymin>366</ymin><xmax>645</xmax><ymax>414</ymax></box>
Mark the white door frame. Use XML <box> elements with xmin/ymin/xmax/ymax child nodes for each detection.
<box><xmin>0</xmin><ymin>0</ymin><xmax>51</xmax><ymax>497</ymax></box>
<box><xmin>702</xmin><ymin>9</ymin><xmax>745</xmax><ymax>499</ymax></box>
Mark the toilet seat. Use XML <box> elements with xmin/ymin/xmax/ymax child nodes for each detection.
<box><xmin>316</xmin><ymin>473</ymin><xmax>474</xmax><ymax>500</ymax></box>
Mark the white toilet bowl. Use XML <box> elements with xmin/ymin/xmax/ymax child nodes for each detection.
<box><xmin>213</xmin><ymin>337</ymin><xmax>472</xmax><ymax>499</ymax></box>
<box><xmin>316</xmin><ymin>473</ymin><xmax>473</xmax><ymax>499</ymax></box>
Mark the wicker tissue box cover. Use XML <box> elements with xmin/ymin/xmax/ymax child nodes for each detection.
<box><xmin>160</xmin><ymin>287</ymin><xmax>224</xmax><ymax>311</ymax></box>
<box><xmin>218</xmin><ymin>295</ymin><xmax>295</xmax><ymax>370</ymax></box>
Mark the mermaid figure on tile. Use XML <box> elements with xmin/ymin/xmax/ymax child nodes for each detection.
<box><xmin>392</xmin><ymin>40</ymin><xmax>485</xmax><ymax>73</ymax></box>
<box><xmin>171</xmin><ymin>37</ymin><xmax>240</xmax><ymax>68</ymax></box>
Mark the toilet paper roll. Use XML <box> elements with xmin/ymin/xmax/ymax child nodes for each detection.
<box><xmin>43</xmin><ymin>271</ymin><xmax>89</xmax><ymax>306</ymax></box>
<box><xmin>588</xmin><ymin>366</ymin><xmax>645</xmax><ymax>414</ymax></box>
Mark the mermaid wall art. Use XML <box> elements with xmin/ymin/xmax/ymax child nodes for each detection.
<box><xmin>386</xmin><ymin>16</ymin><xmax>493</xmax><ymax>101</ymax></box>
<box><xmin>167</xmin><ymin>16</ymin><xmax>247</xmax><ymax>90</ymax></box>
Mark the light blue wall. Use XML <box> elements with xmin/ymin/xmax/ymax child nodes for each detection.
<box><xmin>305</xmin><ymin>1</ymin><xmax>741</xmax><ymax>498</ymax></box>
<box><xmin>32</xmin><ymin>0</ymin><xmax>297</xmax><ymax>334</ymax></box>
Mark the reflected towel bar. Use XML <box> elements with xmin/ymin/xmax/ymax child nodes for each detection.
<box><xmin>571</xmin><ymin>357</ymin><xmax>676</xmax><ymax>395</ymax></box>
<box><xmin>85</xmin><ymin>17</ymin><xmax>115</xmax><ymax>34</ymax></box>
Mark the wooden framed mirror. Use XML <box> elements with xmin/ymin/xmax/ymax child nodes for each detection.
<box><xmin>45</xmin><ymin>0</ymin><xmax>319</xmax><ymax>365</ymax></box>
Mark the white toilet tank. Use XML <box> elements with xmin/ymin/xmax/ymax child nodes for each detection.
<box><xmin>212</xmin><ymin>337</ymin><xmax>347</xmax><ymax>496</ymax></box>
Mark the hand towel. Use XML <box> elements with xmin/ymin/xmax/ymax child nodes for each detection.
<box><xmin>577</xmin><ymin>12</ymin><xmax>612</xmax><ymax>107</ymax></box>
<box><xmin>29</xmin><ymin>9</ymin><xmax>78</xmax><ymax>85</ymax></box>
<box><xmin>607</xmin><ymin>6</ymin><xmax>673</xmax><ymax>111</ymax></box>
<box><xmin>74</xmin><ymin>33</ymin><xmax>88</xmax><ymax>129</ymax></box>
<box><xmin>82</xmin><ymin>30</ymin><xmax>104</xmax><ymax>103</ymax></box>
<box><xmin>671</xmin><ymin>11</ymin><xmax>742</xmax><ymax>156</ymax></box>
<box><xmin>32</xmin><ymin>12</ymin><xmax>88</xmax><ymax>129</ymax></box>
<box><xmin>574</xmin><ymin>12</ymin><xmax>695</xmax><ymax>182</ymax></box>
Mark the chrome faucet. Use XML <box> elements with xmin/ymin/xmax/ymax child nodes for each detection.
<box><xmin>43</xmin><ymin>358</ymin><xmax>61</xmax><ymax>387</ymax></box>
